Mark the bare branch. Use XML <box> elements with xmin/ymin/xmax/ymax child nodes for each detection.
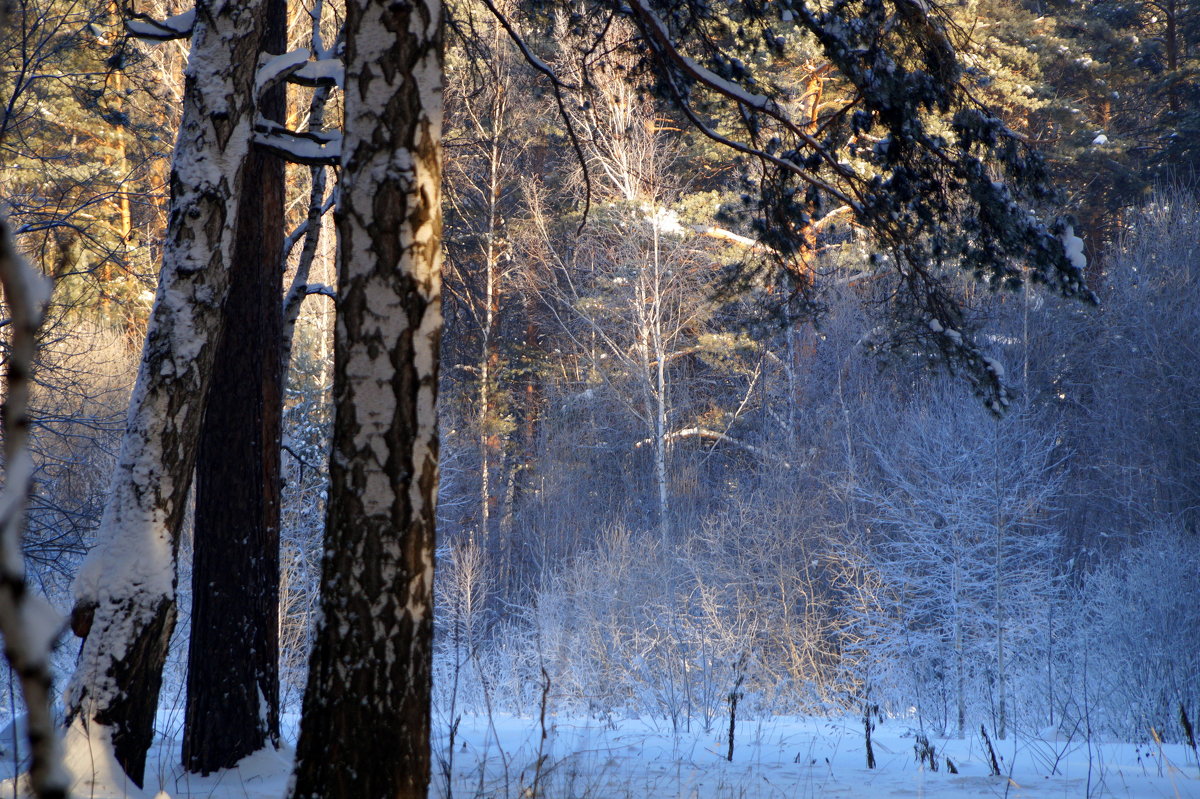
<box><xmin>282</xmin><ymin>193</ymin><xmax>335</xmax><ymax>262</ymax></box>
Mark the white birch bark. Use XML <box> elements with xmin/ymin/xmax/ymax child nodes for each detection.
<box><xmin>289</xmin><ymin>0</ymin><xmax>442</xmax><ymax>795</ymax></box>
<box><xmin>649</xmin><ymin>224</ymin><xmax>670</xmax><ymax>547</ymax></box>
<box><xmin>0</xmin><ymin>218</ymin><xmax>68</xmax><ymax>799</ymax></box>
<box><xmin>63</xmin><ymin>0</ymin><xmax>266</xmax><ymax>784</ymax></box>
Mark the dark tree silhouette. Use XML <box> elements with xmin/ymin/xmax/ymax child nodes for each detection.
<box><xmin>183</xmin><ymin>0</ymin><xmax>287</xmax><ymax>773</ymax></box>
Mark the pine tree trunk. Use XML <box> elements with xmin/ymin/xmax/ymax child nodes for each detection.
<box><xmin>182</xmin><ymin>0</ymin><xmax>286</xmax><ymax>772</ymax></box>
<box><xmin>288</xmin><ymin>0</ymin><xmax>443</xmax><ymax>795</ymax></box>
<box><xmin>64</xmin><ymin>0</ymin><xmax>266</xmax><ymax>786</ymax></box>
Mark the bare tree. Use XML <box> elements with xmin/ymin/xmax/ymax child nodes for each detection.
<box><xmin>855</xmin><ymin>392</ymin><xmax>1062</xmax><ymax>737</ymax></box>
<box><xmin>528</xmin><ymin>80</ymin><xmax>761</xmax><ymax>544</ymax></box>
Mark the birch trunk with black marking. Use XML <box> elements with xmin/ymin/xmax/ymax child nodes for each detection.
<box><xmin>182</xmin><ymin>0</ymin><xmax>286</xmax><ymax>772</ymax></box>
<box><xmin>64</xmin><ymin>0</ymin><xmax>266</xmax><ymax>785</ymax></box>
<box><xmin>288</xmin><ymin>0</ymin><xmax>442</xmax><ymax>795</ymax></box>
<box><xmin>0</xmin><ymin>218</ymin><xmax>68</xmax><ymax>799</ymax></box>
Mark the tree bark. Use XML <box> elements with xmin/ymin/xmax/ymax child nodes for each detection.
<box><xmin>64</xmin><ymin>0</ymin><xmax>266</xmax><ymax>785</ymax></box>
<box><xmin>182</xmin><ymin>0</ymin><xmax>286</xmax><ymax>773</ymax></box>
<box><xmin>288</xmin><ymin>0</ymin><xmax>443</xmax><ymax>795</ymax></box>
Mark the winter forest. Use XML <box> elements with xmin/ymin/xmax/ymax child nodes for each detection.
<box><xmin>1</xmin><ymin>0</ymin><xmax>1199</xmax><ymax>796</ymax></box>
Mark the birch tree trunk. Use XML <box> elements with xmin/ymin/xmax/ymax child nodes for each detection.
<box><xmin>64</xmin><ymin>0</ymin><xmax>266</xmax><ymax>785</ymax></box>
<box><xmin>953</xmin><ymin>562</ymin><xmax>965</xmax><ymax>739</ymax></box>
<box><xmin>649</xmin><ymin>225</ymin><xmax>670</xmax><ymax>547</ymax></box>
<box><xmin>183</xmin><ymin>0</ymin><xmax>286</xmax><ymax>771</ymax></box>
<box><xmin>0</xmin><ymin>218</ymin><xmax>68</xmax><ymax>799</ymax></box>
<box><xmin>994</xmin><ymin>454</ymin><xmax>1007</xmax><ymax>741</ymax></box>
<box><xmin>477</xmin><ymin>166</ymin><xmax>497</xmax><ymax>549</ymax></box>
<box><xmin>288</xmin><ymin>0</ymin><xmax>442</xmax><ymax>795</ymax></box>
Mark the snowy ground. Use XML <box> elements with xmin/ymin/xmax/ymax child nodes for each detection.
<box><xmin>3</xmin><ymin>711</ymin><xmax>1198</xmax><ymax>798</ymax></box>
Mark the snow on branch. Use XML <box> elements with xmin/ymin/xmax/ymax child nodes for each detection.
<box><xmin>634</xmin><ymin>427</ymin><xmax>767</xmax><ymax>459</ymax></box>
<box><xmin>290</xmin><ymin>57</ymin><xmax>344</xmax><ymax>89</ymax></box>
<box><xmin>252</xmin><ymin>121</ymin><xmax>341</xmax><ymax>166</ymax></box>
<box><xmin>303</xmin><ymin>282</ymin><xmax>336</xmax><ymax>299</ymax></box>
<box><xmin>126</xmin><ymin>8</ymin><xmax>195</xmax><ymax>41</ymax></box>
<box><xmin>691</xmin><ymin>225</ymin><xmax>775</xmax><ymax>253</ymax></box>
<box><xmin>256</xmin><ymin>49</ymin><xmax>344</xmax><ymax>99</ymax></box>
<box><xmin>256</xmin><ymin>48</ymin><xmax>311</xmax><ymax>96</ymax></box>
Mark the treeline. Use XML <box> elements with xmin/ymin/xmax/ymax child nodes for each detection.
<box><xmin>426</xmin><ymin>195</ymin><xmax>1200</xmax><ymax>743</ymax></box>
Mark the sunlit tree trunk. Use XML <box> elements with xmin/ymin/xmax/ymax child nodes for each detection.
<box><xmin>477</xmin><ymin>111</ymin><xmax>501</xmax><ymax>551</ymax></box>
<box><xmin>648</xmin><ymin>225</ymin><xmax>670</xmax><ymax>546</ymax></box>
<box><xmin>288</xmin><ymin>0</ymin><xmax>442</xmax><ymax>795</ymax></box>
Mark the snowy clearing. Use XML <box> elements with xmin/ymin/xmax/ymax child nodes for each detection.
<box><xmin>5</xmin><ymin>711</ymin><xmax>1197</xmax><ymax>798</ymax></box>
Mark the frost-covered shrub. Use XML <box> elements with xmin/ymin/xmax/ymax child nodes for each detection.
<box><xmin>432</xmin><ymin>538</ymin><xmax>498</xmax><ymax>717</ymax></box>
<box><xmin>471</xmin><ymin>520</ymin><xmax>841</xmax><ymax>727</ymax></box>
<box><xmin>1071</xmin><ymin>528</ymin><xmax>1200</xmax><ymax>742</ymax></box>
<box><xmin>847</xmin><ymin>394</ymin><xmax>1065</xmax><ymax>737</ymax></box>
